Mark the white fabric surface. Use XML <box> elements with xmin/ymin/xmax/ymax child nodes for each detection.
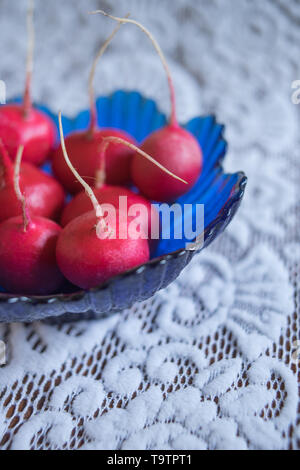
<box><xmin>0</xmin><ymin>0</ymin><xmax>299</xmax><ymax>450</ymax></box>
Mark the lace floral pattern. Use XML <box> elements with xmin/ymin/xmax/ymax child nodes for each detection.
<box><xmin>0</xmin><ymin>0</ymin><xmax>299</xmax><ymax>450</ymax></box>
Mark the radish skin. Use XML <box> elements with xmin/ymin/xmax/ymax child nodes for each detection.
<box><xmin>0</xmin><ymin>139</ymin><xmax>65</xmax><ymax>223</ymax></box>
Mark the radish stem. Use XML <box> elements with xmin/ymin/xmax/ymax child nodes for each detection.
<box><xmin>58</xmin><ymin>112</ymin><xmax>108</xmax><ymax>231</ymax></box>
<box><xmin>95</xmin><ymin>141</ymin><xmax>109</xmax><ymax>188</ymax></box>
<box><xmin>90</xmin><ymin>10</ymin><xmax>177</xmax><ymax>126</ymax></box>
<box><xmin>14</xmin><ymin>145</ymin><xmax>30</xmax><ymax>231</ymax></box>
<box><xmin>88</xmin><ymin>14</ymin><xmax>129</xmax><ymax>133</ymax></box>
<box><xmin>102</xmin><ymin>136</ymin><xmax>187</xmax><ymax>185</ymax></box>
<box><xmin>23</xmin><ymin>0</ymin><xmax>35</xmax><ymax>118</ymax></box>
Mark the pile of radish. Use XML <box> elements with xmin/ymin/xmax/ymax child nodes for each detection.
<box><xmin>0</xmin><ymin>3</ymin><xmax>203</xmax><ymax>295</ymax></box>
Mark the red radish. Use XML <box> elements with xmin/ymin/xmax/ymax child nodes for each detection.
<box><xmin>61</xmin><ymin>138</ymin><xmax>160</xmax><ymax>245</ymax></box>
<box><xmin>0</xmin><ymin>146</ymin><xmax>64</xmax><ymax>295</ymax></box>
<box><xmin>0</xmin><ymin>0</ymin><xmax>56</xmax><ymax>166</ymax></box>
<box><xmin>61</xmin><ymin>182</ymin><xmax>157</xmax><ymax>235</ymax></box>
<box><xmin>52</xmin><ymin>17</ymin><xmax>137</xmax><ymax>194</ymax></box>
<box><xmin>0</xmin><ymin>139</ymin><xmax>65</xmax><ymax>223</ymax></box>
<box><xmin>92</xmin><ymin>11</ymin><xmax>203</xmax><ymax>202</ymax></box>
<box><xmin>57</xmin><ymin>209</ymin><xmax>151</xmax><ymax>289</ymax></box>
<box><xmin>56</xmin><ymin>112</ymin><xmax>150</xmax><ymax>289</ymax></box>
<box><xmin>133</xmin><ymin>125</ymin><xmax>202</xmax><ymax>202</ymax></box>
<box><xmin>52</xmin><ymin>128</ymin><xmax>136</xmax><ymax>194</ymax></box>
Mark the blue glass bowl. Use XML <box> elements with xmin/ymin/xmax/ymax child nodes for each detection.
<box><xmin>0</xmin><ymin>91</ymin><xmax>247</xmax><ymax>322</ymax></box>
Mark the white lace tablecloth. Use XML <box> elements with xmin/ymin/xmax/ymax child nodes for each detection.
<box><xmin>0</xmin><ymin>0</ymin><xmax>299</xmax><ymax>450</ymax></box>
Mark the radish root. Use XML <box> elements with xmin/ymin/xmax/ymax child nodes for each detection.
<box><xmin>23</xmin><ymin>0</ymin><xmax>35</xmax><ymax>117</ymax></box>
<box><xmin>95</xmin><ymin>141</ymin><xmax>109</xmax><ymax>188</ymax></box>
<box><xmin>14</xmin><ymin>145</ymin><xmax>30</xmax><ymax>231</ymax></box>
<box><xmin>90</xmin><ymin>10</ymin><xmax>177</xmax><ymax>126</ymax></box>
<box><xmin>88</xmin><ymin>14</ymin><xmax>130</xmax><ymax>132</ymax></box>
<box><xmin>102</xmin><ymin>137</ymin><xmax>187</xmax><ymax>185</ymax></box>
<box><xmin>58</xmin><ymin>112</ymin><xmax>108</xmax><ymax>232</ymax></box>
